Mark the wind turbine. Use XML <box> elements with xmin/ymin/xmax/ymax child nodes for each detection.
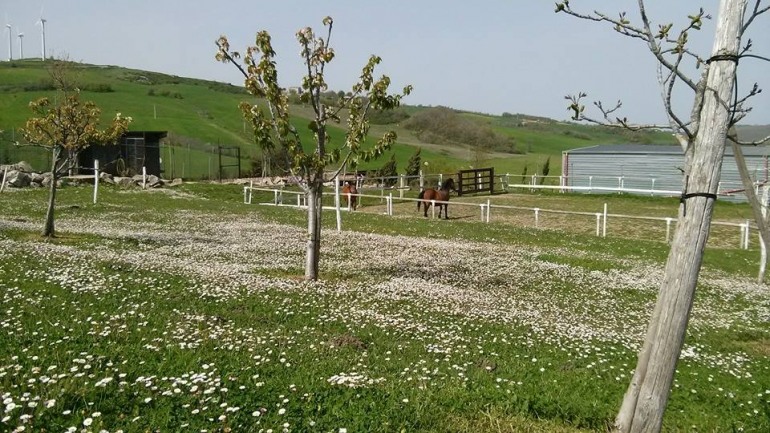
<box><xmin>17</xmin><ymin>30</ymin><xmax>23</xmax><ymax>59</ymax></box>
<box><xmin>4</xmin><ymin>15</ymin><xmax>11</xmax><ymax>61</ymax></box>
<box><xmin>35</xmin><ymin>4</ymin><xmax>46</xmax><ymax>60</ymax></box>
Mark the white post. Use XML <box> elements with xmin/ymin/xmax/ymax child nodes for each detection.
<box><xmin>0</xmin><ymin>166</ymin><xmax>7</xmax><ymax>193</ymax></box>
<box><xmin>559</xmin><ymin>175</ymin><xmax>564</xmax><ymax>193</ymax></box>
<box><xmin>335</xmin><ymin>176</ymin><xmax>341</xmax><ymax>232</ymax></box>
<box><xmin>602</xmin><ymin>203</ymin><xmax>608</xmax><ymax>238</ymax></box>
<box><xmin>740</xmin><ymin>224</ymin><xmax>747</xmax><ymax>249</ymax></box>
<box><xmin>93</xmin><ymin>159</ymin><xmax>99</xmax><ymax>204</ymax></box>
<box><xmin>419</xmin><ymin>169</ymin><xmax>424</xmax><ymax>191</ymax></box>
<box><xmin>534</xmin><ymin>208</ymin><xmax>540</xmax><ymax>228</ymax></box>
<box><xmin>142</xmin><ymin>166</ymin><xmax>147</xmax><ymax>189</ymax></box>
<box><xmin>273</xmin><ymin>189</ymin><xmax>279</xmax><ymax>205</ymax></box>
<box><xmin>596</xmin><ymin>213</ymin><xmax>602</xmax><ymax>236</ymax></box>
<box><xmin>618</xmin><ymin>176</ymin><xmax>624</xmax><ymax>192</ymax></box>
<box><xmin>399</xmin><ymin>174</ymin><xmax>405</xmax><ymax>199</ymax></box>
<box><xmin>439</xmin><ymin>173</ymin><xmax>443</xmax><ymax>186</ymax></box>
<box><xmin>388</xmin><ymin>193</ymin><xmax>393</xmax><ymax>216</ymax></box>
<box><xmin>665</xmin><ymin>218</ymin><xmax>673</xmax><ymax>244</ymax></box>
<box><xmin>243</xmin><ymin>186</ymin><xmax>248</xmax><ymax>204</ymax></box>
<box><xmin>248</xmin><ymin>181</ymin><xmax>253</xmax><ymax>204</ymax></box>
<box><xmin>431</xmin><ymin>200</ymin><xmax>436</xmax><ymax>219</ymax></box>
<box><xmin>651</xmin><ymin>178</ymin><xmax>656</xmax><ymax>196</ymax></box>
<box><xmin>744</xmin><ymin>220</ymin><xmax>751</xmax><ymax>250</ymax></box>
<box><xmin>479</xmin><ymin>204</ymin><xmax>485</xmax><ymax>221</ymax></box>
<box><xmin>297</xmin><ymin>194</ymin><xmax>301</xmax><ymax>208</ymax></box>
<box><xmin>486</xmin><ymin>199</ymin><xmax>491</xmax><ymax>223</ymax></box>
<box><xmin>589</xmin><ymin>175</ymin><xmax>593</xmax><ymax>192</ymax></box>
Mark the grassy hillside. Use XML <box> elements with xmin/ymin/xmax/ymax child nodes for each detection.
<box><xmin>3</xmin><ymin>59</ymin><xmax>762</xmax><ymax>180</ymax></box>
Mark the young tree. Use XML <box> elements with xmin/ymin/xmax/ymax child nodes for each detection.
<box><xmin>406</xmin><ymin>147</ymin><xmax>422</xmax><ymax>177</ymax></box>
<box><xmin>216</xmin><ymin>17</ymin><xmax>411</xmax><ymax>280</ymax></box>
<box><xmin>557</xmin><ymin>1</ymin><xmax>769</xmax><ymax>432</ymax></box>
<box><xmin>377</xmin><ymin>154</ymin><xmax>398</xmax><ymax>186</ymax></box>
<box><xmin>18</xmin><ymin>61</ymin><xmax>131</xmax><ymax>237</ymax></box>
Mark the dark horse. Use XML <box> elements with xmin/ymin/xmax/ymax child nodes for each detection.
<box><xmin>417</xmin><ymin>178</ymin><xmax>456</xmax><ymax>219</ymax></box>
<box><xmin>341</xmin><ymin>182</ymin><xmax>358</xmax><ymax>210</ymax></box>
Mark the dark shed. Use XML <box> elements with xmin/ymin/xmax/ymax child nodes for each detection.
<box><xmin>80</xmin><ymin>131</ymin><xmax>167</xmax><ymax>177</ymax></box>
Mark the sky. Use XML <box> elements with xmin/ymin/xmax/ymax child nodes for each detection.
<box><xmin>2</xmin><ymin>0</ymin><xmax>769</xmax><ymax>125</ymax></box>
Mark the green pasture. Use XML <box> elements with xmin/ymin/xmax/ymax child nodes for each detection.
<box><xmin>0</xmin><ymin>60</ymin><xmax>695</xmax><ymax>183</ymax></box>
<box><xmin>1</xmin><ymin>183</ymin><xmax>769</xmax><ymax>432</ymax></box>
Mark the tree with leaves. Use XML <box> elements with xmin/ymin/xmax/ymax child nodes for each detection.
<box><xmin>216</xmin><ymin>17</ymin><xmax>411</xmax><ymax>280</ymax></box>
<box><xmin>557</xmin><ymin>1</ymin><xmax>769</xmax><ymax>432</ymax></box>
<box><xmin>406</xmin><ymin>147</ymin><xmax>422</xmax><ymax>177</ymax></box>
<box><xmin>18</xmin><ymin>60</ymin><xmax>131</xmax><ymax>238</ymax></box>
<box><xmin>377</xmin><ymin>154</ymin><xmax>398</xmax><ymax>186</ymax></box>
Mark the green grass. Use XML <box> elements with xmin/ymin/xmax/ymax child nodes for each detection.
<box><xmin>2</xmin><ymin>183</ymin><xmax>769</xmax><ymax>432</ymax></box>
<box><xmin>0</xmin><ymin>59</ymin><xmax>714</xmax><ymax>182</ymax></box>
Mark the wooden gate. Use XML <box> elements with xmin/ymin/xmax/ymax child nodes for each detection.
<box><xmin>457</xmin><ymin>167</ymin><xmax>494</xmax><ymax>196</ymax></box>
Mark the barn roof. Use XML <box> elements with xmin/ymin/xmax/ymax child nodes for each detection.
<box><xmin>565</xmin><ymin>144</ymin><xmax>770</xmax><ymax>156</ymax></box>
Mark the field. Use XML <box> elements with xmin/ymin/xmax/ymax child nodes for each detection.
<box><xmin>0</xmin><ymin>60</ymin><xmax>689</xmax><ymax>181</ymax></box>
<box><xmin>1</xmin><ymin>183</ymin><xmax>769</xmax><ymax>432</ymax></box>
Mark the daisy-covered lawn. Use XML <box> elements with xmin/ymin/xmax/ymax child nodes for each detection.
<box><xmin>1</xmin><ymin>184</ymin><xmax>768</xmax><ymax>432</ymax></box>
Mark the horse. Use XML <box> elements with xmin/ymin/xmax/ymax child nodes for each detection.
<box><xmin>417</xmin><ymin>177</ymin><xmax>456</xmax><ymax>219</ymax></box>
<box><xmin>341</xmin><ymin>182</ymin><xmax>358</xmax><ymax>210</ymax></box>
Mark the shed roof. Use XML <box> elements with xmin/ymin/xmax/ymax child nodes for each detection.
<box><xmin>565</xmin><ymin>144</ymin><xmax>769</xmax><ymax>157</ymax></box>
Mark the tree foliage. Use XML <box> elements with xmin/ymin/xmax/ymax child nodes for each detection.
<box><xmin>376</xmin><ymin>154</ymin><xmax>398</xmax><ymax>186</ymax></box>
<box><xmin>406</xmin><ymin>147</ymin><xmax>422</xmax><ymax>177</ymax></box>
<box><xmin>215</xmin><ymin>16</ymin><xmax>411</xmax><ymax>280</ymax></box>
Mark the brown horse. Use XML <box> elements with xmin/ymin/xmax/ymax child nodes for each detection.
<box><xmin>341</xmin><ymin>182</ymin><xmax>358</xmax><ymax>210</ymax></box>
<box><xmin>417</xmin><ymin>178</ymin><xmax>456</xmax><ymax>219</ymax></box>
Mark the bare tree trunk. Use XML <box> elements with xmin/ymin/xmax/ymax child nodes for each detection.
<box><xmin>43</xmin><ymin>146</ymin><xmax>61</xmax><ymax>238</ymax></box>
<box><xmin>731</xmin><ymin>141</ymin><xmax>770</xmax><ymax>283</ymax></box>
<box><xmin>615</xmin><ymin>1</ymin><xmax>745</xmax><ymax>431</ymax></box>
<box><xmin>305</xmin><ymin>179</ymin><xmax>323</xmax><ymax>280</ymax></box>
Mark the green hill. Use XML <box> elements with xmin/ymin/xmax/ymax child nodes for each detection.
<box><xmin>1</xmin><ymin>59</ymin><xmax>738</xmax><ymax>181</ymax></box>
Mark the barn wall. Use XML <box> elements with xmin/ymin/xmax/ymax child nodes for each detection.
<box><xmin>564</xmin><ymin>147</ymin><xmax>769</xmax><ymax>202</ymax></box>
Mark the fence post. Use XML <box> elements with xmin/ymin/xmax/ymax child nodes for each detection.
<box><xmin>438</xmin><ymin>173</ymin><xmax>443</xmax><ymax>187</ymax></box>
<box><xmin>559</xmin><ymin>175</ymin><xmax>564</xmax><ymax>193</ymax></box>
<box><xmin>666</xmin><ymin>217</ymin><xmax>673</xmax><ymax>244</ymax></box>
<box><xmin>603</xmin><ymin>203</ymin><xmax>608</xmax><ymax>238</ymax></box>
<box><xmin>248</xmin><ymin>181</ymin><xmax>253</xmax><ymax>204</ymax></box>
<box><xmin>243</xmin><ymin>186</ymin><xmax>248</xmax><ymax>204</ymax></box>
<box><xmin>93</xmin><ymin>159</ymin><xmax>99</xmax><ymax>204</ymax></box>
<box><xmin>399</xmin><ymin>174</ymin><xmax>405</xmax><ymax>199</ymax></box>
<box><xmin>419</xmin><ymin>169</ymin><xmax>424</xmax><ymax>191</ymax></box>
<box><xmin>596</xmin><ymin>213</ymin><xmax>602</xmax><ymax>236</ymax></box>
<box><xmin>531</xmin><ymin>174</ymin><xmax>537</xmax><ymax>192</ymax></box>
<box><xmin>534</xmin><ymin>208</ymin><xmax>540</xmax><ymax>228</ymax></box>
<box><xmin>0</xmin><ymin>166</ymin><xmax>7</xmax><ymax>193</ymax></box>
<box><xmin>651</xmin><ymin>178</ymin><xmax>656</xmax><ymax>196</ymax></box>
<box><xmin>744</xmin><ymin>220</ymin><xmax>751</xmax><ymax>249</ymax></box>
<box><xmin>589</xmin><ymin>175</ymin><xmax>593</xmax><ymax>192</ymax></box>
<box><xmin>388</xmin><ymin>193</ymin><xmax>393</xmax><ymax>216</ymax></box>
<box><xmin>486</xmin><ymin>199</ymin><xmax>491</xmax><ymax>223</ymax></box>
<box><xmin>431</xmin><ymin>200</ymin><xmax>436</xmax><ymax>219</ymax></box>
<box><xmin>335</xmin><ymin>176</ymin><xmax>341</xmax><ymax>232</ymax></box>
<box><xmin>479</xmin><ymin>204</ymin><xmax>485</xmax><ymax>222</ymax></box>
<box><xmin>142</xmin><ymin>166</ymin><xmax>147</xmax><ymax>189</ymax></box>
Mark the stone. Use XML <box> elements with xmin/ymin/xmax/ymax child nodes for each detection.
<box><xmin>30</xmin><ymin>173</ymin><xmax>45</xmax><ymax>185</ymax></box>
<box><xmin>146</xmin><ymin>174</ymin><xmax>162</xmax><ymax>188</ymax></box>
<box><xmin>6</xmin><ymin>170</ymin><xmax>31</xmax><ymax>187</ymax></box>
<box><xmin>169</xmin><ymin>178</ymin><xmax>184</xmax><ymax>187</ymax></box>
<box><xmin>115</xmin><ymin>176</ymin><xmax>136</xmax><ymax>187</ymax></box>
<box><xmin>99</xmin><ymin>172</ymin><xmax>115</xmax><ymax>185</ymax></box>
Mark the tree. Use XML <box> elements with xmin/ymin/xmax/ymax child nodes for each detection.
<box><xmin>18</xmin><ymin>60</ymin><xmax>131</xmax><ymax>238</ymax></box>
<box><xmin>216</xmin><ymin>17</ymin><xmax>411</xmax><ymax>280</ymax></box>
<box><xmin>406</xmin><ymin>147</ymin><xmax>422</xmax><ymax>177</ymax></box>
<box><xmin>377</xmin><ymin>154</ymin><xmax>398</xmax><ymax>186</ymax></box>
<box><xmin>557</xmin><ymin>1</ymin><xmax>769</xmax><ymax>432</ymax></box>
<box><xmin>539</xmin><ymin>156</ymin><xmax>551</xmax><ymax>185</ymax></box>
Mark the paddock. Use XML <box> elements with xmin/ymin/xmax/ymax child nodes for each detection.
<box><xmin>242</xmin><ymin>183</ymin><xmax>760</xmax><ymax>251</ymax></box>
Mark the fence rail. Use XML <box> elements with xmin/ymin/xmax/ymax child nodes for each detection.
<box><xmin>242</xmin><ymin>184</ymin><xmax>758</xmax><ymax>250</ymax></box>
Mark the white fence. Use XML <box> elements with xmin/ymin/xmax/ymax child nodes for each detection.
<box><xmin>242</xmin><ymin>184</ymin><xmax>757</xmax><ymax>250</ymax></box>
<box><xmin>499</xmin><ymin>173</ymin><xmax>762</xmax><ymax>202</ymax></box>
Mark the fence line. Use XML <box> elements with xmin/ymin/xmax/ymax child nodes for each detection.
<box><xmin>243</xmin><ymin>185</ymin><xmax>757</xmax><ymax>249</ymax></box>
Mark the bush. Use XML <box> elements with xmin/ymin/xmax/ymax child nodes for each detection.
<box><xmin>403</xmin><ymin>107</ymin><xmax>520</xmax><ymax>154</ymax></box>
